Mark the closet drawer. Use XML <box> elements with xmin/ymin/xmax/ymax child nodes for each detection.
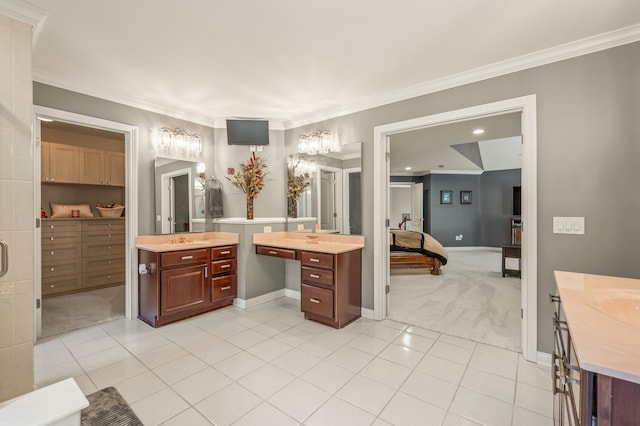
<box><xmin>256</xmin><ymin>245</ymin><xmax>296</xmax><ymax>259</ymax></box>
<box><xmin>42</xmin><ymin>221</ymin><xmax>82</xmax><ymax>235</ymax></box>
<box><xmin>212</xmin><ymin>258</ymin><xmax>236</xmax><ymax>275</ymax></box>
<box><xmin>42</xmin><ymin>246</ymin><xmax>81</xmax><ymax>264</ymax></box>
<box><xmin>83</xmin><ymin>270</ymin><xmax>125</xmax><ymax>288</ymax></box>
<box><xmin>301</xmin><ymin>266</ymin><xmax>334</xmax><ymax>286</ymax></box>
<box><xmin>212</xmin><ymin>246</ymin><xmax>236</xmax><ymax>260</ymax></box>
<box><xmin>42</xmin><ymin>259</ymin><xmax>82</xmax><ymax>278</ymax></box>
<box><xmin>42</xmin><ymin>233</ymin><xmax>81</xmax><ymax>247</ymax></box>
<box><xmin>42</xmin><ymin>274</ymin><xmax>82</xmax><ymax>296</ymax></box>
<box><xmin>82</xmin><ymin>220</ymin><xmax>125</xmax><ymax>233</ymax></box>
<box><xmin>301</xmin><ymin>284</ymin><xmax>334</xmax><ymax>319</ymax></box>
<box><xmin>83</xmin><ymin>242</ymin><xmax>125</xmax><ymax>258</ymax></box>
<box><xmin>301</xmin><ymin>251</ymin><xmax>334</xmax><ymax>269</ymax></box>
<box><xmin>83</xmin><ymin>229</ymin><xmax>125</xmax><ymax>242</ymax></box>
<box><xmin>83</xmin><ymin>257</ymin><xmax>125</xmax><ymax>273</ymax></box>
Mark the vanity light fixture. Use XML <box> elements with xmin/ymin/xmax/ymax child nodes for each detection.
<box><xmin>159</xmin><ymin>127</ymin><xmax>202</xmax><ymax>153</ymax></box>
<box><xmin>298</xmin><ymin>130</ymin><xmax>340</xmax><ymax>155</ymax></box>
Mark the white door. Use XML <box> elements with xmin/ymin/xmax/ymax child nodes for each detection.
<box><xmin>410</xmin><ymin>182</ymin><xmax>423</xmax><ymax>231</ymax></box>
<box><xmin>320</xmin><ymin>170</ymin><xmax>336</xmax><ymax>230</ymax></box>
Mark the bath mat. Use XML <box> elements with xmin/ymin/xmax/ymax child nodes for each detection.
<box><xmin>81</xmin><ymin>387</ymin><xmax>143</xmax><ymax>426</ymax></box>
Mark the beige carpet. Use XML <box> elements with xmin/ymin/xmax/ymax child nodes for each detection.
<box><xmin>388</xmin><ymin>249</ymin><xmax>521</xmax><ymax>352</ymax></box>
<box><xmin>42</xmin><ymin>285</ymin><xmax>126</xmax><ymax>338</ymax></box>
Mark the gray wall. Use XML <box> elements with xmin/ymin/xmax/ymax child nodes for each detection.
<box><xmin>481</xmin><ymin>169</ymin><xmax>521</xmax><ymax>247</ymax></box>
<box><xmin>285</xmin><ymin>41</ymin><xmax>640</xmax><ymax>353</ymax></box>
<box><xmin>428</xmin><ymin>174</ymin><xmax>482</xmax><ymax>247</ymax></box>
<box><xmin>33</xmin><ymin>83</ymin><xmax>286</xmax><ymax>236</ymax></box>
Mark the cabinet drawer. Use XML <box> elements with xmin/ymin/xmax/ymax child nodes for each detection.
<box><xmin>42</xmin><ymin>246</ymin><xmax>81</xmax><ymax>264</ymax></box>
<box><xmin>42</xmin><ymin>232</ymin><xmax>81</xmax><ymax>247</ymax></box>
<box><xmin>301</xmin><ymin>284</ymin><xmax>334</xmax><ymax>319</ymax></box>
<box><xmin>256</xmin><ymin>245</ymin><xmax>296</xmax><ymax>259</ymax></box>
<box><xmin>83</xmin><ymin>242</ymin><xmax>125</xmax><ymax>258</ymax></box>
<box><xmin>161</xmin><ymin>248</ymin><xmax>209</xmax><ymax>267</ymax></box>
<box><xmin>301</xmin><ymin>266</ymin><xmax>334</xmax><ymax>286</ymax></box>
<box><xmin>212</xmin><ymin>259</ymin><xmax>236</xmax><ymax>275</ymax></box>
<box><xmin>83</xmin><ymin>256</ymin><xmax>125</xmax><ymax>273</ymax></box>
<box><xmin>83</xmin><ymin>229</ymin><xmax>125</xmax><ymax>241</ymax></box>
<box><xmin>82</xmin><ymin>220</ymin><xmax>125</xmax><ymax>233</ymax></box>
<box><xmin>212</xmin><ymin>245</ymin><xmax>236</xmax><ymax>260</ymax></box>
<box><xmin>42</xmin><ymin>221</ymin><xmax>82</xmax><ymax>235</ymax></box>
<box><xmin>301</xmin><ymin>251</ymin><xmax>334</xmax><ymax>269</ymax></box>
<box><xmin>83</xmin><ymin>270</ymin><xmax>125</xmax><ymax>288</ymax></box>
<box><xmin>212</xmin><ymin>274</ymin><xmax>237</xmax><ymax>300</ymax></box>
<box><xmin>42</xmin><ymin>274</ymin><xmax>82</xmax><ymax>296</ymax></box>
<box><xmin>42</xmin><ymin>259</ymin><xmax>82</xmax><ymax>278</ymax></box>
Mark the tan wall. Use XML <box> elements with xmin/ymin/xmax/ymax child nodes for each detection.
<box><xmin>0</xmin><ymin>15</ymin><xmax>34</xmax><ymax>401</ymax></box>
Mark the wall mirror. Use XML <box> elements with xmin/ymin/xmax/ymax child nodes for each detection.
<box><xmin>287</xmin><ymin>142</ymin><xmax>362</xmax><ymax>234</ymax></box>
<box><xmin>154</xmin><ymin>157</ymin><xmax>206</xmax><ymax>234</ymax></box>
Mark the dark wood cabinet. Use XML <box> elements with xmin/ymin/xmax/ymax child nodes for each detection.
<box><xmin>138</xmin><ymin>244</ymin><xmax>237</xmax><ymax>327</ymax></box>
<box><xmin>256</xmin><ymin>245</ymin><xmax>362</xmax><ymax>329</ymax></box>
<box><xmin>551</xmin><ymin>295</ymin><xmax>640</xmax><ymax>425</ymax></box>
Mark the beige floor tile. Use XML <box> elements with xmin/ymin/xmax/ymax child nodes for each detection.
<box><xmin>460</xmin><ymin>367</ymin><xmax>516</xmax><ymax>403</ymax></box>
<box><xmin>449</xmin><ymin>387</ymin><xmax>513</xmax><ymax>426</ymax></box>
<box><xmin>301</xmin><ymin>360</ymin><xmax>355</xmax><ymax>393</ymax></box>
<box><xmin>152</xmin><ymin>354</ymin><xmax>207</xmax><ymax>385</ymax></box>
<box><xmin>380</xmin><ymin>392</ymin><xmax>447</xmax><ymax>426</ymax></box>
<box><xmin>233</xmin><ymin>402</ymin><xmax>299</xmax><ymax>426</ymax></box>
<box><xmin>401</xmin><ymin>370</ymin><xmax>458</xmax><ymax>409</ymax></box>
<box><xmin>268</xmin><ymin>378</ymin><xmax>331</xmax><ymax>422</ymax></box>
<box><xmin>171</xmin><ymin>367</ymin><xmax>232</xmax><ymax>405</ymax></box>
<box><xmin>237</xmin><ymin>364</ymin><xmax>296</xmax><ymax>399</ymax></box>
<box><xmin>359</xmin><ymin>357</ymin><xmax>412</xmax><ymax>389</ymax></box>
<box><xmin>115</xmin><ymin>370</ymin><xmax>167</xmax><ymax>404</ymax></box>
<box><xmin>131</xmin><ymin>387</ymin><xmax>190</xmax><ymax>426</ymax></box>
<box><xmin>306</xmin><ymin>396</ymin><xmax>376</xmax><ymax>426</ymax></box>
<box><xmin>335</xmin><ymin>374</ymin><xmax>396</xmax><ymax>416</ymax></box>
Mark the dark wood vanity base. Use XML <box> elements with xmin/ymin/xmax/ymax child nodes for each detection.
<box><xmin>256</xmin><ymin>244</ymin><xmax>362</xmax><ymax>329</ymax></box>
<box><xmin>138</xmin><ymin>244</ymin><xmax>237</xmax><ymax>327</ymax></box>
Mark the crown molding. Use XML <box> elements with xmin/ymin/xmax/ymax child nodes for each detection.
<box><xmin>0</xmin><ymin>0</ymin><xmax>46</xmax><ymax>29</ymax></box>
<box><xmin>31</xmin><ymin>20</ymin><xmax>640</xmax><ymax>132</ymax></box>
<box><xmin>284</xmin><ymin>23</ymin><xmax>640</xmax><ymax>130</ymax></box>
<box><xmin>33</xmin><ymin>69</ymin><xmax>287</xmax><ymax>131</ymax></box>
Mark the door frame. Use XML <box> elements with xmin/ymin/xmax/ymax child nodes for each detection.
<box><xmin>160</xmin><ymin>168</ymin><xmax>193</xmax><ymax>234</ymax></box>
<box><xmin>33</xmin><ymin>106</ymin><xmax>139</xmax><ymax>338</ymax></box>
<box><xmin>373</xmin><ymin>95</ymin><xmax>538</xmax><ymax>361</ymax></box>
<box><xmin>316</xmin><ymin>165</ymin><xmax>343</xmax><ymax>232</ymax></box>
<box><xmin>342</xmin><ymin>166</ymin><xmax>361</xmax><ymax>235</ymax></box>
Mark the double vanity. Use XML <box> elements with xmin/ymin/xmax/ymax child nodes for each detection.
<box><xmin>552</xmin><ymin>271</ymin><xmax>640</xmax><ymax>425</ymax></box>
<box><xmin>136</xmin><ymin>231</ymin><xmax>364</xmax><ymax>329</ymax></box>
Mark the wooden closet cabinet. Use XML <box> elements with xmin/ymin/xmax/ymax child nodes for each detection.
<box><xmin>78</xmin><ymin>148</ymin><xmax>125</xmax><ymax>186</ymax></box>
<box><xmin>41</xmin><ymin>142</ymin><xmax>79</xmax><ymax>183</ymax></box>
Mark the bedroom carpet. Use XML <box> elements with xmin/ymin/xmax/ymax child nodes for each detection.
<box><xmin>388</xmin><ymin>248</ymin><xmax>522</xmax><ymax>352</ymax></box>
<box><xmin>41</xmin><ymin>285</ymin><xmax>126</xmax><ymax>338</ymax></box>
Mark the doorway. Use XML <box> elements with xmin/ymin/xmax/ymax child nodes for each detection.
<box><xmin>33</xmin><ymin>106</ymin><xmax>138</xmax><ymax>340</ymax></box>
<box><xmin>317</xmin><ymin>166</ymin><xmax>343</xmax><ymax>232</ymax></box>
<box><xmin>160</xmin><ymin>169</ymin><xmax>193</xmax><ymax>233</ymax></box>
<box><xmin>373</xmin><ymin>95</ymin><xmax>538</xmax><ymax>361</ymax></box>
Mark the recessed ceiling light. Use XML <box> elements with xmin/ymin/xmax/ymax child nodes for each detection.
<box><xmin>473</xmin><ymin>128</ymin><xmax>484</xmax><ymax>135</ymax></box>
<box><xmin>405</xmin><ymin>167</ymin><xmax>412</xmax><ymax>171</ymax></box>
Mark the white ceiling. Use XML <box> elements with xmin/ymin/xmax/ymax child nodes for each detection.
<box><xmin>389</xmin><ymin>112</ymin><xmax>522</xmax><ymax>175</ymax></box>
<box><xmin>15</xmin><ymin>0</ymin><xmax>640</xmax><ymax>128</ymax></box>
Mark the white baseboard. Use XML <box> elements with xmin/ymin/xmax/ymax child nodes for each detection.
<box><xmin>536</xmin><ymin>351</ymin><xmax>552</xmax><ymax>366</ymax></box>
<box><xmin>284</xmin><ymin>289</ymin><xmax>301</xmax><ymax>299</ymax></box>
<box><xmin>361</xmin><ymin>307</ymin><xmax>375</xmax><ymax>319</ymax></box>
<box><xmin>444</xmin><ymin>246</ymin><xmax>501</xmax><ymax>252</ymax></box>
<box><xmin>234</xmin><ymin>289</ymin><xmax>286</xmax><ymax>309</ymax></box>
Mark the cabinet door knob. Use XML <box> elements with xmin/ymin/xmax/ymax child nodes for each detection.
<box><xmin>50</xmin><ymin>267</ymin><xmax>54</xmax><ymax>272</ymax></box>
<box><xmin>50</xmin><ymin>251</ymin><xmax>54</xmax><ymax>255</ymax></box>
<box><xmin>50</xmin><ymin>237</ymin><xmax>54</xmax><ymax>241</ymax></box>
<box><xmin>50</xmin><ymin>225</ymin><xmax>54</xmax><ymax>229</ymax></box>
<box><xmin>107</xmin><ymin>275</ymin><xmax>111</xmax><ymax>279</ymax></box>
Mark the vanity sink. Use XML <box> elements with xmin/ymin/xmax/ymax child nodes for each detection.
<box><xmin>584</xmin><ymin>289</ymin><xmax>640</xmax><ymax>328</ymax></box>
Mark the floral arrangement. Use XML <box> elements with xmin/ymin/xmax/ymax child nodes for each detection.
<box><xmin>226</xmin><ymin>152</ymin><xmax>268</xmax><ymax>201</ymax></box>
<box><xmin>287</xmin><ymin>166</ymin><xmax>310</xmax><ymax>202</ymax></box>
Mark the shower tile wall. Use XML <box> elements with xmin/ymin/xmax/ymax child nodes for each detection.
<box><xmin>0</xmin><ymin>14</ymin><xmax>34</xmax><ymax>401</ymax></box>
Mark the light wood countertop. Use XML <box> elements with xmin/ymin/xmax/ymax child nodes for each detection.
<box><xmin>555</xmin><ymin>270</ymin><xmax>640</xmax><ymax>384</ymax></box>
<box><xmin>136</xmin><ymin>232</ymin><xmax>239</xmax><ymax>252</ymax></box>
<box><xmin>253</xmin><ymin>231</ymin><xmax>364</xmax><ymax>254</ymax></box>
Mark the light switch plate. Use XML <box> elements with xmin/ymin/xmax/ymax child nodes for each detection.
<box><xmin>264</xmin><ymin>226</ymin><xmax>272</xmax><ymax>233</ymax></box>
<box><xmin>553</xmin><ymin>217</ymin><xmax>585</xmax><ymax>234</ymax></box>
<box><xmin>297</xmin><ymin>224</ymin><xmax>304</xmax><ymax>230</ymax></box>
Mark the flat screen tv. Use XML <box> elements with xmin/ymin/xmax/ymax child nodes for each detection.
<box><xmin>226</xmin><ymin>119</ymin><xmax>269</xmax><ymax>146</ymax></box>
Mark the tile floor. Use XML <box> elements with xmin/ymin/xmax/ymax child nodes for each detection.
<box><xmin>35</xmin><ymin>297</ymin><xmax>553</xmax><ymax>425</ymax></box>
